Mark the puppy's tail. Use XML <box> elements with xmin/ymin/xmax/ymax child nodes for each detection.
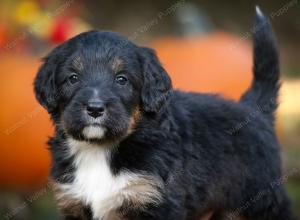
<box><xmin>240</xmin><ymin>6</ymin><xmax>280</xmax><ymax>124</ymax></box>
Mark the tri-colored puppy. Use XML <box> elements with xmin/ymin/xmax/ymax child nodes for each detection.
<box><xmin>34</xmin><ymin>7</ymin><xmax>295</xmax><ymax>220</ymax></box>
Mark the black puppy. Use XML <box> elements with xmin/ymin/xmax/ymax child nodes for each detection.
<box><xmin>34</xmin><ymin>7</ymin><xmax>295</xmax><ymax>220</ymax></box>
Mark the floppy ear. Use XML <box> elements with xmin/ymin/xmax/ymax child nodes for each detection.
<box><xmin>139</xmin><ymin>47</ymin><xmax>172</xmax><ymax>113</ymax></box>
<box><xmin>34</xmin><ymin>49</ymin><xmax>60</xmax><ymax>114</ymax></box>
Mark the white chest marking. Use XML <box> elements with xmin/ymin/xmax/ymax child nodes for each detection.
<box><xmin>59</xmin><ymin>138</ymin><xmax>163</xmax><ymax>220</ymax></box>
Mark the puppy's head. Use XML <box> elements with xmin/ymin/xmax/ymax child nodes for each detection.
<box><xmin>34</xmin><ymin>31</ymin><xmax>172</xmax><ymax>144</ymax></box>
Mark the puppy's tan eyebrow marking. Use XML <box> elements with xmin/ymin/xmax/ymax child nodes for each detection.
<box><xmin>112</xmin><ymin>58</ymin><xmax>123</xmax><ymax>73</ymax></box>
<box><xmin>72</xmin><ymin>56</ymin><xmax>84</xmax><ymax>71</ymax></box>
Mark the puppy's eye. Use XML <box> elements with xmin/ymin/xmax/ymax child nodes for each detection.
<box><xmin>69</xmin><ymin>74</ymin><xmax>79</xmax><ymax>84</ymax></box>
<box><xmin>115</xmin><ymin>75</ymin><xmax>128</xmax><ymax>85</ymax></box>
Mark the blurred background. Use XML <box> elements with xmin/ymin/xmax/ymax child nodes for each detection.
<box><xmin>0</xmin><ymin>0</ymin><xmax>299</xmax><ymax>219</ymax></box>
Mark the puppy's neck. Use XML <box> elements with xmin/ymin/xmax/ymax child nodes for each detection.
<box><xmin>66</xmin><ymin>137</ymin><xmax>115</xmax><ymax>156</ymax></box>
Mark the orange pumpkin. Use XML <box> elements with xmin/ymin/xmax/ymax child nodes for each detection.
<box><xmin>151</xmin><ymin>32</ymin><xmax>253</xmax><ymax>100</ymax></box>
<box><xmin>0</xmin><ymin>54</ymin><xmax>52</xmax><ymax>191</ymax></box>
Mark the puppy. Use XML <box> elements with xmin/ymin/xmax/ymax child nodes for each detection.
<box><xmin>34</xmin><ymin>8</ymin><xmax>295</xmax><ymax>220</ymax></box>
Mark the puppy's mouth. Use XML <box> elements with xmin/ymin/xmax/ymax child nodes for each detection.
<box><xmin>80</xmin><ymin>113</ymin><xmax>107</xmax><ymax>139</ymax></box>
<box><xmin>62</xmin><ymin>108</ymin><xmax>131</xmax><ymax>143</ymax></box>
<box><xmin>82</xmin><ymin>124</ymin><xmax>107</xmax><ymax>139</ymax></box>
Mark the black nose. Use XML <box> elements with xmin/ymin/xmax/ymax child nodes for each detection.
<box><xmin>87</xmin><ymin>101</ymin><xmax>105</xmax><ymax>118</ymax></box>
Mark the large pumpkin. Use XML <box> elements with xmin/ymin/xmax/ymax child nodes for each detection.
<box><xmin>0</xmin><ymin>54</ymin><xmax>52</xmax><ymax>191</ymax></box>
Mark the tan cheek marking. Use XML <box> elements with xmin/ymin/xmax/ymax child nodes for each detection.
<box><xmin>127</xmin><ymin>106</ymin><xmax>142</xmax><ymax>135</ymax></box>
<box><xmin>112</xmin><ymin>58</ymin><xmax>124</xmax><ymax>73</ymax></box>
